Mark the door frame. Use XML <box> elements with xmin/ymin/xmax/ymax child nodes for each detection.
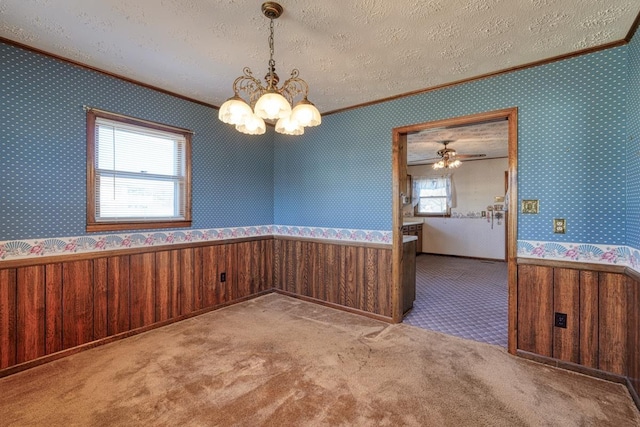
<box><xmin>391</xmin><ymin>107</ymin><xmax>518</xmax><ymax>354</ymax></box>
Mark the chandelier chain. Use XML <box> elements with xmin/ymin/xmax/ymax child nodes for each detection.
<box><xmin>267</xmin><ymin>18</ymin><xmax>276</xmax><ymax>89</ymax></box>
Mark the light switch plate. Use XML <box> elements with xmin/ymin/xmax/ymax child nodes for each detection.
<box><xmin>521</xmin><ymin>199</ymin><xmax>539</xmax><ymax>214</ymax></box>
<box><xmin>553</xmin><ymin>218</ymin><xmax>566</xmax><ymax>234</ymax></box>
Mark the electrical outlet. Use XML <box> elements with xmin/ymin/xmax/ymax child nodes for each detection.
<box><xmin>555</xmin><ymin>312</ymin><xmax>567</xmax><ymax>328</ymax></box>
<box><xmin>220</xmin><ymin>272</ymin><xmax>226</xmax><ymax>282</ymax></box>
<box><xmin>553</xmin><ymin>218</ymin><xmax>566</xmax><ymax>234</ymax></box>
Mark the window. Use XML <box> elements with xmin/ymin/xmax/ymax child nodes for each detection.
<box><xmin>414</xmin><ymin>176</ymin><xmax>451</xmax><ymax>216</ymax></box>
<box><xmin>87</xmin><ymin>109</ymin><xmax>192</xmax><ymax>232</ymax></box>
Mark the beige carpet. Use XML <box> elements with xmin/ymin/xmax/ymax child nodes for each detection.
<box><xmin>0</xmin><ymin>293</ymin><xmax>638</xmax><ymax>426</ymax></box>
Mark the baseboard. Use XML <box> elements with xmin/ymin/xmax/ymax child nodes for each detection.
<box><xmin>273</xmin><ymin>289</ymin><xmax>395</xmax><ymax>323</ymax></box>
<box><xmin>515</xmin><ymin>350</ymin><xmax>627</xmax><ymax>384</ymax></box>
<box><xmin>0</xmin><ymin>290</ymin><xmax>272</xmax><ymax>379</ymax></box>
<box><xmin>421</xmin><ymin>252</ymin><xmax>506</xmax><ymax>263</ymax></box>
<box><xmin>516</xmin><ymin>350</ymin><xmax>639</xmax><ymax>412</ymax></box>
<box><xmin>628</xmin><ymin>377</ymin><xmax>640</xmax><ymax>412</ymax></box>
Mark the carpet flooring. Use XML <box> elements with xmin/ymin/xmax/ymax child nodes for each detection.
<box><xmin>0</xmin><ymin>293</ymin><xmax>638</xmax><ymax>426</ymax></box>
<box><xmin>404</xmin><ymin>255</ymin><xmax>508</xmax><ymax>347</ymax></box>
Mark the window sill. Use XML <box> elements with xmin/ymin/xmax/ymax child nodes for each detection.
<box><xmin>86</xmin><ymin>220</ymin><xmax>192</xmax><ymax>233</ymax></box>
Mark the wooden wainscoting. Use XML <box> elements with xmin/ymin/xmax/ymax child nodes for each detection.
<box><xmin>516</xmin><ymin>259</ymin><xmax>640</xmax><ymax>408</ymax></box>
<box><xmin>273</xmin><ymin>237</ymin><xmax>393</xmax><ymax>321</ymax></box>
<box><xmin>0</xmin><ymin>237</ymin><xmax>272</xmax><ymax>375</ymax></box>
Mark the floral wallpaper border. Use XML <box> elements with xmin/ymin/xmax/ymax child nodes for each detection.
<box><xmin>518</xmin><ymin>240</ymin><xmax>640</xmax><ymax>271</ymax></box>
<box><xmin>3</xmin><ymin>231</ymin><xmax>639</xmax><ymax>275</ymax></box>
<box><xmin>0</xmin><ymin>225</ymin><xmax>393</xmax><ymax>262</ymax></box>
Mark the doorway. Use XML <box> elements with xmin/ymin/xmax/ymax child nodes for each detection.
<box><xmin>391</xmin><ymin>108</ymin><xmax>518</xmax><ymax>354</ymax></box>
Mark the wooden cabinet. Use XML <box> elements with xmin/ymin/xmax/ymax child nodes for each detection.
<box><xmin>402</xmin><ymin>239</ymin><xmax>416</xmax><ymax>316</ymax></box>
<box><xmin>402</xmin><ymin>223</ymin><xmax>423</xmax><ymax>254</ymax></box>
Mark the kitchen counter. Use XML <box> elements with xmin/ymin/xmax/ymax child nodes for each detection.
<box><xmin>403</xmin><ymin>235</ymin><xmax>418</xmax><ymax>243</ymax></box>
<box><xmin>402</xmin><ymin>220</ymin><xmax>423</xmax><ymax>226</ymax></box>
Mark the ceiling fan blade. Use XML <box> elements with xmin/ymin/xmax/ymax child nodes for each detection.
<box><xmin>408</xmin><ymin>160</ymin><xmax>447</xmax><ymax>166</ymax></box>
<box><xmin>454</xmin><ymin>154</ymin><xmax>486</xmax><ymax>159</ymax></box>
<box><xmin>409</xmin><ymin>156</ymin><xmax>441</xmax><ymax>162</ymax></box>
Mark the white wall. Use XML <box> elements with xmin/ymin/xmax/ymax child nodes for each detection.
<box><xmin>407</xmin><ymin>158</ymin><xmax>508</xmax><ymax>260</ymax></box>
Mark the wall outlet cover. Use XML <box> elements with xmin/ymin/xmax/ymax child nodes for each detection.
<box><xmin>555</xmin><ymin>312</ymin><xmax>567</xmax><ymax>328</ymax></box>
<box><xmin>521</xmin><ymin>199</ymin><xmax>539</xmax><ymax>214</ymax></box>
<box><xmin>553</xmin><ymin>218</ymin><xmax>566</xmax><ymax>234</ymax></box>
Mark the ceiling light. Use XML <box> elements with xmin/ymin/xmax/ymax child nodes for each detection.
<box><xmin>433</xmin><ymin>158</ymin><xmax>461</xmax><ymax>170</ymax></box>
<box><xmin>218</xmin><ymin>2</ymin><xmax>321</xmax><ymax>136</ymax></box>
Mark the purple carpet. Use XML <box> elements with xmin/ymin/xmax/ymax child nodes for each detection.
<box><xmin>403</xmin><ymin>254</ymin><xmax>508</xmax><ymax>347</ymax></box>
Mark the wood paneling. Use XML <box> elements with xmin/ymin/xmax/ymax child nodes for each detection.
<box><xmin>338</xmin><ymin>246</ymin><xmax>348</xmax><ymax>307</ymax></box>
<box><xmin>155</xmin><ymin>250</ymin><xmax>179</xmax><ymax>322</ymax></box>
<box><xmin>628</xmin><ymin>276</ymin><xmax>640</xmax><ymax>394</ymax></box>
<box><xmin>179</xmin><ymin>248</ymin><xmax>196</xmax><ymax>315</ymax></box>
<box><xmin>45</xmin><ymin>264</ymin><xmax>63</xmax><ymax>354</ymax></box>
<box><xmin>273</xmin><ymin>239</ymin><xmax>283</xmax><ymax>291</ymax></box>
<box><xmin>262</xmin><ymin>239</ymin><xmax>273</xmax><ymax>292</ymax></box>
<box><xmin>377</xmin><ymin>248</ymin><xmax>393</xmax><ymax>317</ymax></box>
<box><xmin>579</xmin><ymin>271</ymin><xmax>599</xmax><ymax>368</ymax></box>
<box><xmin>199</xmin><ymin>245</ymin><xmax>226</xmax><ymax>307</ymax></box>
<box><xmin>235</xmin><ymin>240</ymin><xmax>273</xmax><ymax>299</ymax></box>
<box><xmin>517</xmin><ymin>264</ymin><xmax>553</xmax><ymax>357</ymax></box>
<box><xmin>93</xmin><ymin>258</ymin><xmax>108</xmax><ymax>340</ymax></box>
<box><xmin>273</xmin><ymin>238</ymin><xmax>392</xmax><ymax>317</ymax></box>
<box><xmin>16</xmin><ymin>266</ymin><xmax>46</xmax><ymax>363</ymax></box>
<box><xmin>62</xmin><ymin>260</ymin><xmax>94</xmax><ymax>349</ymax></box>
<box><xmin>129</xmin><ymin>253</ymin><xmax>155</xmax><ymax>329</ymax></box>
<box><xmin>598</xmin><ymin>272</ymin><xmax>627</xmax><ymax>375</ymax></box>
<box><xmin>552</xmin><ymin>268</ymin><xmax>579</xmax><ymax>363</ymax></box>
<box><xmin>0</xmin><ymin>269</ymin><xmax>17</xmax><ymax>369</ymax></box>
<box><xmin>107</xmin><ymin>256</ymin><xmax>130</xmax><ymax>335</ymax></box>
<box><xmin>0</xmin><ymin>239</ymin><xmax>275</xmax><ymax>374</ymax></box>
<box><xmin>311</xmin><ymin>243</ymin><xmax>325</xmax><ymax>300</ymax></box>
<box><xmin>325</xmin><ymin>244</ymin><xmax>340</xmax><ymax>305</ymax></box>
<box><xmin>236</xmin><ymin>242</ymin><xmax>254</xmax><ymax>299</ymax></box>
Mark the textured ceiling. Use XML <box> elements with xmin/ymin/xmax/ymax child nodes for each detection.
<box><xmin>407</xmin><ymin>120</ymin><xmax>509</xmax><ymax>165</ymax></box>
<box><xmin>0</xmin><ymin>0</ymin><xmax>638</xmax><ymax>114</ymax></box>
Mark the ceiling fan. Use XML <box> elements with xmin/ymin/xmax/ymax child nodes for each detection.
<box><xmin>411</xmin><ymin>140</ymin><xmax>486</xmax><ymax>169</ymax></box>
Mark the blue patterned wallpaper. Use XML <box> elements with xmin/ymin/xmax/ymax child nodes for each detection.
<box><xmin>1</xmin><ymin>37</ymin><xmax>637</xmax><ymax>249</ymax></box>
<box><xmin>0</xmin><ymin>42</ymin><xmax>274</xmax><ymax>241</ymax></box>
<box><xmin>627</xmin><ymin>29</ymin><xmax>640</xmax><ymax>249</ymax></box>
<box><xmin>274</xmin><ymin>46</ymin><xmax>629</xmax><ymax>245</ymax></box>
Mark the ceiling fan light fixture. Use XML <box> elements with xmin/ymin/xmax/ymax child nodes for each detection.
<box><xmin>218</xmin><ymin>2</ymin><xmax>321</xmax><ymax>136</ymax></box>
<box><xmin>432</xmin><ymin>158</ymin><xmax>461</xmax><ymax>170</ymax></box>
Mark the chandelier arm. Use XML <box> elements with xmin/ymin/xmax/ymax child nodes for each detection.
<box><xmin>279</xmin><ymin>70</ymin><xmax>310</xmax><ymax>105</ymax></box>
<box><xmin>231</xmin><ymin>68</ymin><xmax>266</xmax><ymax>107</ymax></box>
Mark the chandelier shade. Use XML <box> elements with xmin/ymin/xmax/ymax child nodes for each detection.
<box><xmin>291</xmin><ymin>99</ymin><xmax>321</xmax><ymax>127</ymax></box>
<box><xmin>218</xmin><ymin>2</ymin><xmax>320</xmax><ymax>136</ymax></box>
<box><xmin>236</xmin><ymin>114</ymin><xmax>266</xmax><ymax>135</ymax></box>
<box><xmin>254</xmin><ymin>91</ymin><xmax>291</xmax><ymax>120</ymax></box>
<box><xmin>275</xmin><ymin>116</ymin><xmax>304</xmax><ymax>135</ymax></box>
<box><xmin>218</xmin><ymin>96</ymin><xmax>253</xmax><ymax>125</ymax></box>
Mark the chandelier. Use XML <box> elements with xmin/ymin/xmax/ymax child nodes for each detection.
<box><xmin>218</xmin><ymin>2</ymin><xmax>321</xmax><ymax>136</ymax></box>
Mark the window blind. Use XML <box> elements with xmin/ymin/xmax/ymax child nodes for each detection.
<box><xmin>94</xmin><ymin>117</ymin><xmax>187</xmax><ymax>222</ymax></box>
